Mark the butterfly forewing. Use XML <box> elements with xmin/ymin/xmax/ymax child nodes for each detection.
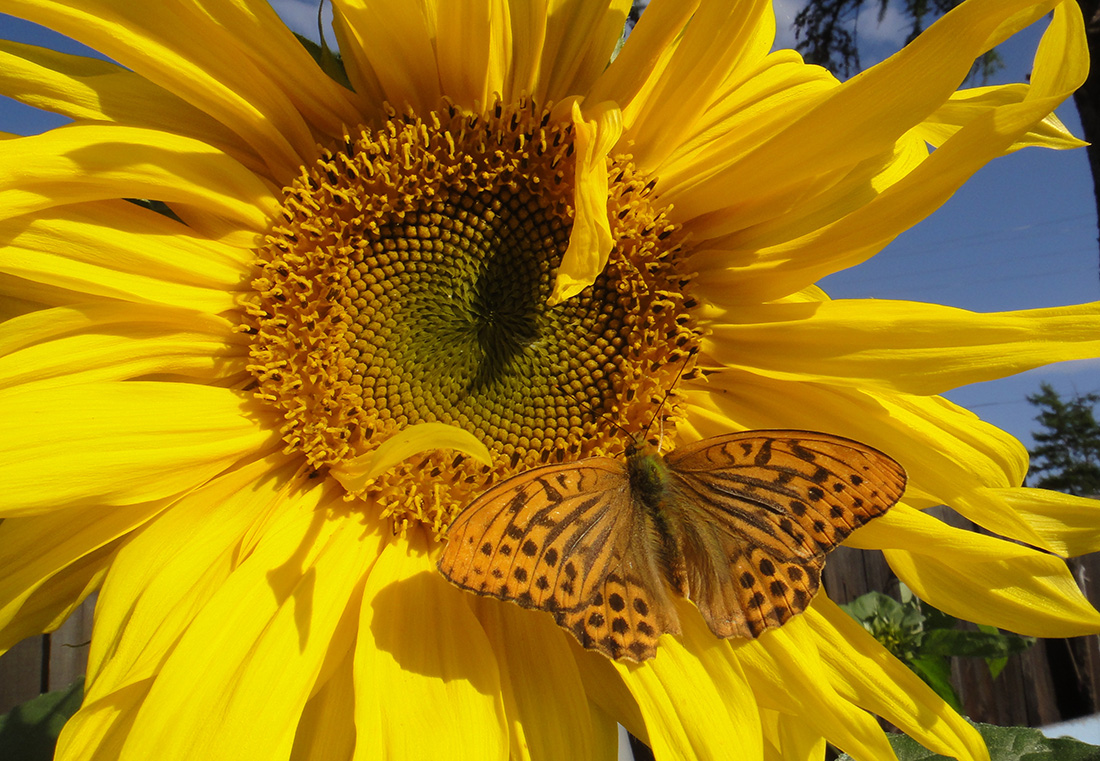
<box><xmin>665</xmin><ymin>431</ymin><xmax>906</xmax><ymax>639</ymax></box>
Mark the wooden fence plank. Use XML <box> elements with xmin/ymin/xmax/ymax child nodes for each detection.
<box><xmin>0</xmin><ymin>635</ymin><xmax>45</xmax><ymax>715</ymax></box>
<box><xmin>48</xmin><ymin>596</ymin><xmax>95</xmax><ymax>692</ymax></box>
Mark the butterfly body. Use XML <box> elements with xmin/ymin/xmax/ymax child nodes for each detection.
<box><xmin>439</xmin><ymin>430</ymin><xmax>905</xmax><ymax>661</ymax></box>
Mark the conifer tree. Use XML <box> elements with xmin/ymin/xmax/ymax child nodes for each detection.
<box><xmin>1027</xmin><ymin>382</ymin><xmax>1100</xmax><ymax>496</ymax></box>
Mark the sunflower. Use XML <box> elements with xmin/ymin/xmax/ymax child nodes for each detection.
<box><xmin>1</xmin><ymin>0</ymin><xmax>1098</xmax><ymax>759</ymax></box>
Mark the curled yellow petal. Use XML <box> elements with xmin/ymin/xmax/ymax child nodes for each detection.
<box><xmin>548</xmin><ymin>99</ymin><xmax>621</xmax><ymax>305</ymax></box>
<box><xmin>918</xmin><ymin>84</ymin><xmax>1086</xmax><ymax>151</ymax></box>
<box><xmin>329</xmin><ymin>422</ymin><xmax>492</xmax><ymax>493</ymax></box>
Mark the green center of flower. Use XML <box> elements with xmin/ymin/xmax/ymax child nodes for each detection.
<box><xmin>245</xmin><ymin>98</ymin><xmax>702</xmax><ymax>534</ymax></box>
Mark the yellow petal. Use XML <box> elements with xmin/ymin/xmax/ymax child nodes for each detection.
<box><xmin>682</xmin><ymin>0</ymin><xmax>1087</xmax><ymax>302</ymax></box>
<box><xmin>849</xmin><ymin>504</ymin><xmax>1100</xmax><ymax>636</ymax></box>
<box><xmin>171</xmin><ymin>0</ymin><xmax>366</xmax><ymax>141</ymax></box>
<box><xmin>0</xmin><ymin>303</ymin><xmax>244</xmax><ymax>391</ymax></box>
<box><xmin>735</xmin><ymin>617</ymin><xmax>898</xmax><ymax>761</ymax></box>
<box><xmin>809</xmin><ymin>597</ymin><xmax>989</xmax><ymax>761</ymax></box>
<box><xmin>0</xmin><ymin>125</ymin><xmax>280</xmax><ymax>241</ymax></box>
<box><xmin>3</xmin><ymin>0</ymin><xmax>358</xmax><ymax>178</ymax></box>
<box><xmin>614</xmin><ymin>601</ymin><xmax>762</xmax><ymax>761</ymax></box>
<box><xmin>332</xmin><ymin>0</ymin><xmax>441</xmax><ymax>115</ymax></box>
<box><xmin>290</xmin><ymin>650</ymin><xmax>356</xmax><ymax>761</ymax></box>
<box><xmin>0</xmin><ymin>271</ymin><xmax>88</xmax><ymax>317</ymax></box>
<box><xmin>0</xmin><ymin>40</ymin><xmax>276</xmax><ymax>178</ymax></box>
<box><xmin>570</xmin><ymin>644</ymin><xmax>647</xmax><ymax>742</ymax></box>
<box><xmin>0</xmin><ymin>200</ymin><xmax>251</xmax><ymax>311</ymax></box>
<box><xmin>116</xmin><ymin>482</ymin><xmax>375</xmax><ymax>761</ymax></box>
<box><xmin>56</xmin><ymin>680</ymin><xmax>147</xmax><ymax>761</ymax></box>
<box><xmin>655</xmin><ymin>49</ymin><xmax>839</xmax><ymax>187</ymax></box>
<box><xmin>616</xmin><ymin>0</ymin><xmax>775</xmax><ymax>170</ymax></box>
<box><xmin>330</xmin><ymin>422</ymin><xmax>492</xmax><ymax>493</ymax></box>
<box><xmin>586</xmin><ymin>701</ymin><xmax>622</xmax><ymax>760</ymax></box>
<box><xmin>1</xmin><ymin>382</ymin><xmax>272</xmax><ymax>515</ymax></box>
<box><xmin>354</xmin><ymin>528</ymin><xmax>507</xmax><ymax>761</ymax></box>
<box><xmin>531</xmin><ymin>0</ymin><xmax>631</xmax><ymax>103</ymax></box>
<box><xmin>474</xmin><ymin>598</ymin><xmax>599</xmax><ymax>761</ymax></box>
<box><xmin>690</xmin><ymin>369</ymin><xmax>1030</xmax><ymax>498</ymax></box>
<box><xmin>760</xmin><ymin>709</ymin><xmax>827</xmax><ymax>761</ymax></box>
<box><xmin>666</xmin><ymin>0</ymin><xmax>1084</xmax><ymax>234</ymax></box>
<box><xmin>548</xmin><ymin>100</ymin><xmax>620</xmax><ymax>305</ymax></box>
<box><xmin>84</xmin><ymin>454</ymin><xmax>302</xmax><ymax>694</ymax></box>
<box><xmin>585</xmin><ymin>0</ymin><xmax>701</xmax><ymax>121</ymax></box>
<box><xmin>703</xmin><ymin>299</ymin><xmax>1100</xmax><ymax>395</ymax></box>
<box><xmin>501</xmin><ymin>0</ymin><xmax>547</xmax><ymax>101</ymax></box>
<box><xmin>0</xmin><ymin>505</ymin><xmax>149</xmax><ymax>653</ymax></box>
<box><xmin>62</xmin><ymin>462</ymin><xmax>320</xmax><ymax>761</ymax></box>
<box><xmin>435</xmin><ymin>0</ymin><xmax>508</xmax><ymax>109</ymax></box>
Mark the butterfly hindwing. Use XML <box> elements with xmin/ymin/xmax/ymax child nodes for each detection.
<box><xmin>665</xmin><ymin>430</ymin><xmax>906</xmax><ymax>638</ymax></box>
<box><xmin>554</xmin><ymin>543</ymin><xmax>680</xmax><ymax>661</ymax></box>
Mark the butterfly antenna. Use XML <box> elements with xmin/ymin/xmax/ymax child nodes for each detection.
<box><xmin>570</xmin><ymin>389</ymin><xmax>635</xmax><ymax>442</ymax></box>
<box><xmin>640</xmin><ymin>352</ymin><xmax>694</xmax><ymax>449</ymax></box>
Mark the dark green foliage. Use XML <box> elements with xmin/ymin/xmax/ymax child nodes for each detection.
<box><xmin>838</xmin><ymin>720</ymin><xmax>1100</xmax><ymax>760</ymax></box>
<box><xmin>0</xmin><ymin>679</ymin><xmax>84</xmax><ymax>761</ymax></box>
<box><xmin>1027</xmin><ymin>382</ymin><xmax>1100</xmax><ymax>496</ymax></box>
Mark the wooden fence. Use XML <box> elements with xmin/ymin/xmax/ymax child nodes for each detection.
<box><xmin>1</xmin><ymin>596</ymin><xmax>93</xmax><ymax>715</ymax></box>
<box><xmin>2</xmin><ymin>509</ymin><xmax>1098</xmax><ymax>726</ymax></box>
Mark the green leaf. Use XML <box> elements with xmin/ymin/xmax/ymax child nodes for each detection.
<box><xmin>922</xmin><ymin>629</ymin><xmax>1034</xmax><ymax>659</ymax></box>
<box><xmin>908</xmin><ymin>655</ymin><xmax>963</xmax><ymax>712</ymax></box>
<box><xmin>921</xmin><ymin>602</ymin><xmax>962</xmax><ymax>632</ymax></box>
<box><xmin>841</xmin><ymin>591</ymin><xmax>901</xmax><ymax>621</ymax></box>
<box><xmin>293</xmin><ymin>32</ymin><xmax>351</xmax><ymax>89</ymax></box>
<box><xmin>0</xmin><ymin>679</ymin><xmax>84</xmax><ymax>761</ymax></box>
<box><xmin>837</xmin><ymin>721</ymin><xmax>1100</xmax><ymax>760</ymax></box>
<box><xmin>987</xmin><ymin>655</ymin><xmax>1010</xmax><ymax>679</ymax></box>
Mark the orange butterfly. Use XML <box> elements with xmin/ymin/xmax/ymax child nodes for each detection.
<box><xmin>438</xmin><ymin>430</ymin><xmax>906</xmax><ymax>661</ymax></box>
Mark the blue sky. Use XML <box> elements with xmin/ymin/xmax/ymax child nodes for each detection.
<box><xmin>2</xmin><ymin>4</ymin><xmax>1097</xmax><ymax>459</ymax></box>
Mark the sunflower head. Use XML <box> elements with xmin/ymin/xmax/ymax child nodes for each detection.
<box><xmin>244</xmin><ymin>96</ymin><xmax>703</xmax><ymax>533</ymax></box>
